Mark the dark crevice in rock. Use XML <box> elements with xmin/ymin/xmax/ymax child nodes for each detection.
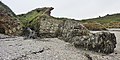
<box><xmin>12</xmin><ymin>48</ymin><xmax>45</xmax><ymax>60</ymax></box>
<box><xmin>0</xmin><ymin>28</ymin><xmax>5</xmax><ymax>34</ymax></box>
<box><xmin>84</xmin><ymin>53</ymin><xmax>92</xmax><ymax>60</ymax></box>
<box><xmin>31</xmin><ymin>49</ymin><xmax>44</xmax><ymax>54</ymax></box>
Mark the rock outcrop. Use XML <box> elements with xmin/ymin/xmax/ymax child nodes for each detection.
<box><xmin>18</xmin><ymin>7</ymin><xmax>90</xmax><ymax>38</ymax></box>
<box><xmin>0</xmin><ymin>1</ymin><xmax>22</xmax><ymax>35</ymax></box>
<box><xmin>18</xmin><ymin>7</ymin><xmax>80</xmax><ymax>37</ymax></box>
<box><xmin>17</xmin><ymin>7</ymin><xmax>117</xmax><ymax>54</ymax></box>
<box><xmin>0</xmin><ymin>1</ymin><xmax>116</xmax><ymax>54</ymax></box>
<box><xmin>61</xmin><ymin>26</ymin><xmax>117</xmax><ymax>54</ymax></box>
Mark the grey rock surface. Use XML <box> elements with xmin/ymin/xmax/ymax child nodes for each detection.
<box><xmin>60</xmin><ymin>26</ymin><xmax>117</xmax><ymax>54</ymax></box>
<box><xmin>0</xmin><ymin>31</ymin><xmax>120</xmax><ymax>60</ymax></box>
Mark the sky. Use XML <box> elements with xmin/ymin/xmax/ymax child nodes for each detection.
<box><xmin>1</xmin><ymin>0</ymin><xmax>120</xmax><ymax>20</ymax></box>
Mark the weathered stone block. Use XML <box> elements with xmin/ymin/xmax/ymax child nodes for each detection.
<box><xmin>63</xmin><ymin>28</ymin><xmax>116</xmax><ymax>54</ymax></box>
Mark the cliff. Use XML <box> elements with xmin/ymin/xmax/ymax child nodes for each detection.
<box><xmin>18</xmin><ymin>7</ymin><xmax>116</xmax><ymax>54</ymax></box>
<box><xmin>0</xmin><ymin>1</ymin><xmax>117</xmax><ymax>54</ymax></box>
<box><xmin>18</xmin><ymin>7</ymin><xmax>85</xmax><ymax>37</ymax></box>
<box><xmin>0</xmin><ymin>1</ymin><xmax>22</xmax><ymax>35</ymax></box>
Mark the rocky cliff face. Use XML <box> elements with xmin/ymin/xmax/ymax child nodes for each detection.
<box><xmin>59</xmin><ymin>22</ymin><xmax>116</xmax><ymax>54</ymax></box>
<box><xmin>18</xmin><ymin>7</ymin><xmax>117</xmax><ymax>54</ymax></box>
<box><xmin>18</xmin><ymin>7</ymin><xmax>86</xmax><ymax>38</ymax></box>
<box><xmin>0</xmin><ymin>1</ymin><xmax>22</xmax><ymax>35</ymax></box>
<box><xmin>67</xmin><ymin>31</ymin><xmax>116</xmax><ymax>54</ymax></box>
<box><xmin>0</xmin><ymin>1</ymin><xmax>116</xmax><ymax>54</ymax></box>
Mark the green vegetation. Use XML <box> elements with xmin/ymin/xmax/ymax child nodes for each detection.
<box><xmin>17</xmin><ymin>7</ymin><xmax>80</xmax><ymax>29</ymax></box>
<box><xmin>80</xmin><ymin>13</ymin><xmax>120</xmax><ymax>28</ymax></box>
<box><xmin>17</xmin><ymin>7</ymin><xmax>53</xmax><ymax>27</ymax></box>
<box><xmin>81</xmin><ymin>14</ymin><xmax>120</xmax><ymax>23</ymax></box>
<box><xmin>83</xmin><ymin>22</ymin><xmax>107</xmax><ymax>31</ymax></box>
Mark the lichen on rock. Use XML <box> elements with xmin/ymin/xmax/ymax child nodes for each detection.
<box><xmin>62</xmin><ymin>26</ymin><xmax>117</xmax><ymax>54</ymax></box>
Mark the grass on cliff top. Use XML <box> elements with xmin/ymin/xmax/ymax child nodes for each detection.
<box><xmin>17</xmin><ymin>7</ymin><xmax>82</xmax><ymax>28</ymax></box>
<box><xmin>80</xmin><ymin>13</ymin><xmax>120</xmax><ymax>24</ymax></box>
<box><xmin>17</xmin><ymin>8</ymin><xmax>46</xmax><ymax>27</ymax></box>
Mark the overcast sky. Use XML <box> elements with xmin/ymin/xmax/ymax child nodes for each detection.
<box><xmin>1</xmin><ymin>0</ymin><xmax>120</xmax><ymax>19</ymax></box>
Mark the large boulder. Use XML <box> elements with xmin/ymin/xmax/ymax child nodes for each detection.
<box><xmin>62</xmin><ymin>26</ymin><xmax>117</xmax><ymax>54</ymax></box>
<box><xmin>57</xmin><ymin>20</ymin><xmax>90</xmax><ymax>41</ymax></box>
<box><xmin>0</xmin><ymin>1</ymin><xmax>22</xmax><ymax>36</ymax></box>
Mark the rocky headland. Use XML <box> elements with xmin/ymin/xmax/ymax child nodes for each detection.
<box><xmin>0</xmin><ymin>1</ymin><xmax>119</xmax><ymax>60</ymax></box>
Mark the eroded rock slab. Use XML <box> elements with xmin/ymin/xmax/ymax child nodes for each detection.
<box><xmin>60</xmin><ymin>25</ymin><xmax>117</xmax><ymax>54</ymax></box>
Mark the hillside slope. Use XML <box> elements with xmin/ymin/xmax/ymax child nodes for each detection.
<box><xmin>80</xmin><ymin>13</ymin><xmax>120</xmax><ymax>28</ymax></box>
